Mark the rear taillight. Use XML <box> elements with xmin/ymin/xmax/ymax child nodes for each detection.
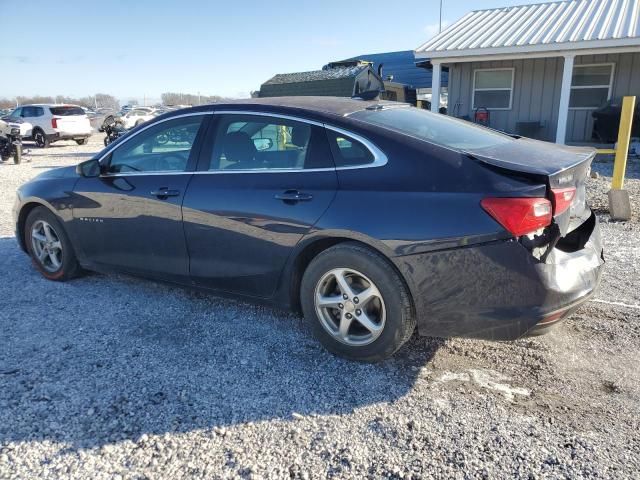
<box><xmin>51</xmin><ymin>118</ymin><xmax>58</xmax><ymax>128</ymax></box>
<box><xmin>551</xmin><ymin>187</ymin><xmax>576</xmax><ymax>215</ymax></box>
<box><xmin>481</xmin><ymin>197</ymin><xmax>552</xmax><ymax>237</ymax></box>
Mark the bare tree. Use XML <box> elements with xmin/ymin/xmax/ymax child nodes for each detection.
<box><xmin>0</xmin><ymin>98</ymin><xmax>16</xmax><ymax>109</ymax></box>
<box><xmin>161</xmin><ymin>92</ymin><xmax>231</xmax><ymax>106</ymax></box>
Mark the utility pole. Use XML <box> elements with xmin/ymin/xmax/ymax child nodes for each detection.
<box><xmin>439</xmin><ymin>0</ymin><xmax>443</xmax><ymax>33</ymax></box>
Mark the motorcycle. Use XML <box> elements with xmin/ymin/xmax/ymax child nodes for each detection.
<box><xmin>103</xmin><ymin>117</ymin><xmax>128</xmax><ymax>147</ymax></box>
<box><xmin>0</xmin><ymin>116</ymin><xmax>28</xmax><ymax>164</ymax></box>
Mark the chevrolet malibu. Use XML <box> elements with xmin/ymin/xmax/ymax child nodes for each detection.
<box><xmin>13</xmin><ymin>97</ymin><xmax>604</xmax><ymax>361</ymax></box>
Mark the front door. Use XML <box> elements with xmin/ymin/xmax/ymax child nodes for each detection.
<box><xmin>182</xmin><ymin>112</ymin><xmax>337</xmax><ymax>298</ymax></box>
<box><xmin>71</xmin><ymin>114</ymin><xmax>209</xmax><ymax>280</ymax></box>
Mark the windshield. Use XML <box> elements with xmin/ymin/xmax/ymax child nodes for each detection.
<box><xmin>50</xmin><ymin>106</ymin><xmax>85</xmax><ymax>116</ymax></box>
<box><xmin>350</xmin><ymin>107</ymin><xmax>514</xmax><ymax>150</ymax></box>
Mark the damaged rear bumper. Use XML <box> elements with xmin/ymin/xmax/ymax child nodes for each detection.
<box><xmin>397</xmin><ymin>211</ymin><xmax>604</xmax><ymax>341</ymax></box>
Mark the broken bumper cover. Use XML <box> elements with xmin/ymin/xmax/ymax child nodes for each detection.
<box><xmin>398</xmin><ymin>212</ymin><xmax>604</xmax><ymax>341</ymax></box>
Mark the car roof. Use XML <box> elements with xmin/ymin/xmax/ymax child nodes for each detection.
<box><xmin>20</xmin><ymin>104</ymin><xmax>83</xmax><ymax>108</ymax></box>
<box><xmin>185</xmin><ymin>96</ymin><xmax>406</xmax><ymax>120</ymax></box>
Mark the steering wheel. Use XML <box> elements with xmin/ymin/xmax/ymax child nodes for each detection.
<box><xmin>157</xmin><ymin>153</ymin><xmax>186</xmax><ymax>171</ymax></box>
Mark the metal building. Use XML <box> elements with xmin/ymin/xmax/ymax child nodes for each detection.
<box><xmin>415</xmin><ymin>0</ymin><xmax>640</xmax><ymax>144</ymax></box>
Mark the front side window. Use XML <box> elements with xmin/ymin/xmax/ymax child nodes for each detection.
<box><xmin>209</xmin><ymin>114</ymin><xmax>331</xmax><ymax>171</ymax></box>
<box><xmin>473</xmin><ymin>68</ymin><xmax>514</xmax><ymax>110</ymax></box>
<box><xmin>107</xmin><ymin>115</ymin><xmax>205</xmax><ymax>174</ymax></box>
<box><xmin>570</xmin><ymin>64</ymin><xmax>614</xmax><ymax>109</ymax></box>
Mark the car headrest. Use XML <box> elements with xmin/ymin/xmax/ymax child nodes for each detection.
<box><xmin>290</xmin><ymin>126</ymin><xmax>310</xmax><ymax>148</ymax></box>
<box><xmin>223</xmin><ymin>131</ymin><xmax>256</xmax><ymax>163</ymax></box>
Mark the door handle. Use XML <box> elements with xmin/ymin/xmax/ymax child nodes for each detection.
<box><xmin>150</xmin><ymin>188</ymin><xmax>180</xmax><ymax>198</ymax></box>
<box><xmin>274</xmin><ymin>190</ymin><xmax>313</xmax><ymax>203</ymax></box>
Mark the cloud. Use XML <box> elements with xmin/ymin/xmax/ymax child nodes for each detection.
<box><xmin>423</xmin><ymin>21</ymin><xmax>449</xmax><ymax>39</ymax></box>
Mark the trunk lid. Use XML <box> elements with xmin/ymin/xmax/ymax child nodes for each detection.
<box><xmin>464</xmin><ymin>137</ymin><xmax>596</xmax><ymax>236</ymax></box>
<box><xmin>50</xmin><ymin>106</ymin><xmax>91</xmax><ymax>134</ymax></box>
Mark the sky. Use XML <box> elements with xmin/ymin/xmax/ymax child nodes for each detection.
<box><xmin>0</xmin><ymin>0</ymin><xmax>545</xmax><ymax>104</ymax></box>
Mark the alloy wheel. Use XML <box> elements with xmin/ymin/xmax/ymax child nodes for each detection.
<box><xmin>30</xmin><ymin>220</ymin><xmax>63</xmax><ymax>272</ymax></box>
<box><xmin>314</xmin><ymin>268</ymin><xmax>386</xmax><ymax>346</ymax></box>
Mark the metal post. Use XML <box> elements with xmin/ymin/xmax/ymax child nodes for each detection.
<box><xmin>555</xmin><ymin>54</ymin><xmax>574</xmax><ymax>144</ymax></box>
<box><xmin>608</xmin><ymin>95</ymin><xmax>636</xmax><ymax>221</ymax></box>
<box><xmin>612</xmin><ymin>96</ymin><xmax>635</xmax><ymax>190</ymax></box>
<box><xmin>431</xmin><ymin>62</ymin><xmax>442</xmax><ymax>113</ymax></box>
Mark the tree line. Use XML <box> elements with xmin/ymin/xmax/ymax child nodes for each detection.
<box><xmin>0</xmin><ymin>91</ymin><xmax>242</xmax><ymax>111</ymax></box>
<box><xmin>0</xmin><ymin>93</ymin><xmax>120</xmax><ymax>111</ymax></box>
<box><xmin>160</xmin><ymin>92</ymin><xmax>237</xmax><ymax>106</ymax></box>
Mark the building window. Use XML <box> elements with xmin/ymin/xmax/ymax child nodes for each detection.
<box><xmin>569</xmin><ymin>63</ymin><xmax>614</xmax><ymax>109</ymax></box>
<box><xmin>472</xmin><ymin>68</ymin><xmax>514</xmax><ymax>110</ymax></box>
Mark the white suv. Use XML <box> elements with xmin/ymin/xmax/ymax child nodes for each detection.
<box><xmin>119</xmin><ymin>107</ymin><xmax>157</xmax><ymax>129</ymax></box>
<box><xmin>7</xmin><ymin>104</ymin><xmax>92</xmax><ymax>148</ymax></box>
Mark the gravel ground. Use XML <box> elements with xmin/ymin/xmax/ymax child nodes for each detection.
<box><xmin>1</xmin><ymin>136</ymin><xmax>639</xmax><ymax>479</ymax></box>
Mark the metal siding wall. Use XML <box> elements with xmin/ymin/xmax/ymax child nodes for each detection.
<box><xmin>447</xmin><ymin>58</ymin><xmax>562</xmax><ymax>141</ymax></box>
<box><xmin>568</xmin><ymin>52</ymin><xmax>640</xmax><ymax>143</ymax></box>
<box><xmin>446</xmin><ymin>53</ymin><xmax>639</xmax><ymax>143</ymax></box>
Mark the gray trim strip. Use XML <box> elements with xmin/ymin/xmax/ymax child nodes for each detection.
<box><xmin>98</xmin><ymin>109</ymin><xmax>388</xmax><ymax>178</ymax></box>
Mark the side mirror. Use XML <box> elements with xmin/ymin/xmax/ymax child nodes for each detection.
<box><xmin>76</xmin><ymin>158</ymin><xmax>101</xmax><ymax>177</ymax></box>
<box><xmin>253</xmin><ymin>138</ymin><xmax>273</xmax><ymax>151</ymax></box>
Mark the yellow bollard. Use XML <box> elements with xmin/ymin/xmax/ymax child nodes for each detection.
<box><xmin>611</xmin><ymin>96</ymin><xmax>636</xmax><ymax>190</ymax></box>
<box><xmin>607</xmin><ymin>95</ymin><xmax>636</xmax><ymax>221</ymax></box>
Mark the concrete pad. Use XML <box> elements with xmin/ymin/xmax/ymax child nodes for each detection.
<box><xmin>608</xmin><ymin>189</ymin><xmax>632</xmax><ymax>221</ymax></box>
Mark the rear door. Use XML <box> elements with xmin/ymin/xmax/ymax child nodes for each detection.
<box><xmin>182</xmin><ymin>112</ymin><xmax>337</xmax><ymax>298</ymax></box>
<box><xmin>71</xmin><ymin>113</ymin><xmax>209</xmax><ymax>280</ymax></box>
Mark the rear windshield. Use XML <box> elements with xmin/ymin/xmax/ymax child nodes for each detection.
<box><xmin>49</xmin><ymin>106</ymin><xmax>85</xmax><ymax>116</ymax></box>
<box><xmin>350</xmin><ymin>107</ymin><xmax>514</xmax><ymax>150</ymax></box>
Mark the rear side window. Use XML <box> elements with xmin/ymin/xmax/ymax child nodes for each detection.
<box><xmin>49</xmin><ymin>106</ymin><xmax>85</xmax><ymax>116</ymax></box>
<box><xmin>21</xmin><ymin>106</ymin><xmax>44</xmax><ymax>117</ymax></box>
<box><xmin>326</xmin><ymin>130</ymin><xmax>374</xmax><ymax>167</ymax></box>
<box><xmin>351</xmin><ymin>107</ymin><xmax>514</xmax><ymax>151</ymax></box>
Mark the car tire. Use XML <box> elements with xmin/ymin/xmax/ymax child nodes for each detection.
<box><xmin>300</xmin><ymin>242</ymin><xmax>415</xmax><ymax>362</ymax></box>
<box><xmin>25</xmin><ymin>207</ymin><xmax>81</xmax><ymax>281</ymax></box>
<box><xmin>75</xmin><ymin>138</ymin><xmax>88</xmax><ymax>145</ymax></box>
<box><xmin>33</xmin><ymin>129</ymin><xmax>50</xmax><ymax>148</ymax></box>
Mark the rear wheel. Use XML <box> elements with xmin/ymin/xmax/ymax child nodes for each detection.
<box><xmin>33</xmin><ymin>129</ymin><xmax>50</xmax><ymax>148</ymax></box>
<box><xmin>75</xmin><ymin>138</ymin><xmax>88</xmax><ymax>145</ymax></box>
<box><xmin>300</xmin><ymin>242</ymin><xmax>415</xmax><ymax>362</ymax></box>
<box><xmin>25</xmin><ymin>207</ymin><xmax>81</xmax><ymax>281</ymax></box>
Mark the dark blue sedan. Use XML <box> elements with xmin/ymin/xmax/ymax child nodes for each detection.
<box><xmin>13</xmin><ymin>97</ymin><xmax>604</xmax><ymax>361</ymax></box>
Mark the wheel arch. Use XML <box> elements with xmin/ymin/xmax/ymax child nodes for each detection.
<box><xmin>16</xmin><ymin>201</ymin><xmax>56</xmax><ymax>252</ymax></box>
<box><xmin>283</xmin><ymin>233</ymin><xmax>416</xmax><ymax>316</ymax></box>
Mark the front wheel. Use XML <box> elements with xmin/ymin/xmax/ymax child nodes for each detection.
<box><xmin>300</xmin><ymin>242</ymin><xmax>415</xmax><ymax>362</ymax></box>
<box><xmin>25</xmin><ymin>207</ymin><xmax>81</xmax><ymax>281</ymax></box>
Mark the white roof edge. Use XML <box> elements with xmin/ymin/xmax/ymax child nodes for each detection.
<box><xmin>415</xmin><ymin>37</ymin><xmax>640</xmax><ymax>61</ymax></box>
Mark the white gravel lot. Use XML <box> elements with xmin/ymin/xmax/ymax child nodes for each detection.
<box><xmin>1</xmin><ymin>135</ymin><xmax>639</xmax><ymax>479</ymax></box>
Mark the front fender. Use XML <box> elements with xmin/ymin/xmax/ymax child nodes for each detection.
<box><xmin>14</xmin><ymin>174</ymin><xmax>80</xmax><ymax>251</ymax></box>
